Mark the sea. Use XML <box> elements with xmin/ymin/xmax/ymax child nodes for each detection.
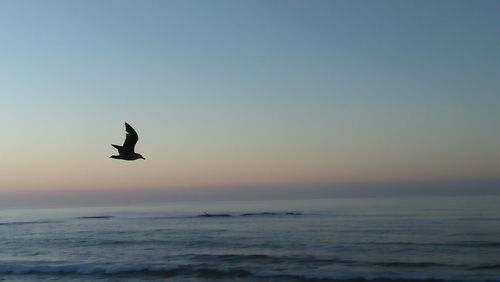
<box><xmin>0</xmin><ymin>196</ymin><xmax>499</xmax><ymax>281</ymax></box>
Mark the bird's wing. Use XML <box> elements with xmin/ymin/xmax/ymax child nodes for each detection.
<box><xmin>122</xmin><ymin>122</ymin><xmax>139</xmax><ymax>154</ymax></box>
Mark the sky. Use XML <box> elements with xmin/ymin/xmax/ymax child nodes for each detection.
<box><xmin>0</xmin><ymin>0</ymin><xmax>499</xmax><ymax>205</ymax></box>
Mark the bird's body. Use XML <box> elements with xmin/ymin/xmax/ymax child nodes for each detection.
<box><xmin>110</xmin><ymin>123</ymin><xmax>145</xmax><ymax>161</ymax></box>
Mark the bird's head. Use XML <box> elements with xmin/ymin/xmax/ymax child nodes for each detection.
<box><xmin>133</xmin><ymin>153</ymin><xmax>145</xmax><ymax>160</ymax></box>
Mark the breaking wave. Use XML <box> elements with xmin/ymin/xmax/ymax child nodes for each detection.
<box><xmin>0</xmin><ymin>261</ymin><xmax>496</xmax><ymax>281</ymax></box>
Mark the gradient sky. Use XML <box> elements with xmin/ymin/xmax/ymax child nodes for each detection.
<box><xmin>0</xmin><ymin>0</ymin><xmax>499</xmax><ymax>202</ymax></box>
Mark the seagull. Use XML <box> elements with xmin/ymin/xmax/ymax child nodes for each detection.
<box><xmin>110</xmin><ymin>123</ymin><xmax>145</xmax><ymax>161</ymax></box>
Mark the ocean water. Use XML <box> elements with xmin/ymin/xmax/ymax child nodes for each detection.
<box><xmin>0</xmin><ymin>196</ymin><xmax>499</xmax><ymax>281</ymax></box>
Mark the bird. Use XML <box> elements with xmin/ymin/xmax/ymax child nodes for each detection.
<box><xmin>110</xmin><ymin>123</ymin><xmax>145</xmax><ymax>161</ymax></box>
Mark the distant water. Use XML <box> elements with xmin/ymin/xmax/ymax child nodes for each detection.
<box><xmin>0</xmin><ymin>196</ymin><xmax>499</xmax><ymax>281</ymax></box>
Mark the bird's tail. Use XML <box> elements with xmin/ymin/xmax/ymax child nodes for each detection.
<box><xmin>111</xmin><ymin>144</ymin><xmax>122</xmax><ymax>153</ymax></box>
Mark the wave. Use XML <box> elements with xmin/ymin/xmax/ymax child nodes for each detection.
<box><xmin>188</xmin><ymin>254</ymin><xmax>354</xmax><ymax>265</ymax></box>
<box><xmin>0</xmin><ymin>262</ymin><xmax>258</xmax><ymax>278</ymax></box>
<box><xmin>370</xmin><ymin>262</ymin><xmax>447</xmax><ymax>268</ymax></box>
<box><xmin>77</xmin><ymin>216</ymin><xmax>113</xmax><ymax>219</ymax></box>
<box><xmin>196</xmin><ymin>213</ymin><xmax>233</xmax><ymax>218</ymax></box>
<box><xmin>452</xmin><ymin>240</ymin><xmax>500</xmax><ymax>248</ymax></box>
<box><xmin>358</xmin><ymin>240</ymin><xmax>500</xmax><ymax>248</ymax></box>
<box><xmin>0</xmin><ymin>262</ymin><xmax>248</xmax><ymax>277</ymax></box>
<box><xmin>240</xmin><ymin>212</ymin><xmax>303</xmax><ymax>217</ymax></box>
<box><xmin>471</xmin><ymin>264</ymin><xmax>500</xmax><ymax>270</ymax></box>
<box><xmin>458</xmin><ymin>217</ymin><xmax>500</xmax><ymax>222</ymax></box>
<box><xmin>0</xmin><ymin>220</ymin><xmax>56</xmax><ymax>226</ymax></box>
<box><xmin>195</xmin><ymin>212</ymin><xmax>303</xmax><ymax>218</ymax></box>
<box><xmin>72</xmin><ymin>239</ymin><xmax>172</xmax><ymax>247</ymax></box>
<box><xmin>83</xmin><ymin>212</ymin><xmax>307</xmax><ymax>221</ymax></box>
<box><xmin>0</xmin><ymin>262</ymin><xmax>496</xmax><ymax>281</ymax></box>
<box><xmin>187</xmin><ymin>254</ymin><xmax>465</xmax><ymax>270</ymax></box>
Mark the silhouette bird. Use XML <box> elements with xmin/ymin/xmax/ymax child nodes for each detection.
<box><xmin>110</xmin><ymin>123</ymin><xmax>145</xmax><ymax>161</ymax></box>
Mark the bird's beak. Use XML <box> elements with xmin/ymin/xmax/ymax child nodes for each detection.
<box><xmin>141</xmin><ymin>157</ymin><xmax>146</xmax><ymax>160</ymax></box>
